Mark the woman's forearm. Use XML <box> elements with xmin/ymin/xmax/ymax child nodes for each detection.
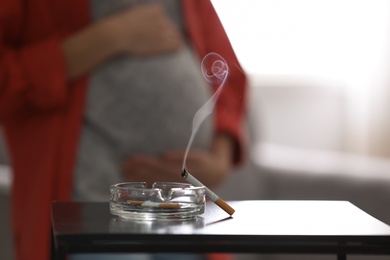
<box><xmin>62</xmin><ymin>19</ymin><xmax>121</xmax><ymax>80</ymax></box>
<box><xmin>212</xmin><ymin>133</ymin><xmax>235</xmax><ymax>172</ymax></box>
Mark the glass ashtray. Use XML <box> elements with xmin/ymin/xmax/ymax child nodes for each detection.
<box><xmin>109</xmin><ymin>182</ymin><xmax>206</xmax><ymax>220</ymax></box>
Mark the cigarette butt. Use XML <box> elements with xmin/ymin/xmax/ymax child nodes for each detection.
<box><xmin>127</xmin><ymin>200</ymin><xmax>144</xmax><ymax>205</ymax></box>
<box><xmin>126</xmin><ymin>200</ymin><xmax>181</xmax><ymax>209</ymax></box>
<box><xmin>215</xmin><ymin>198</ymin><xmax>235</xmax><ymax>216</ymax></box>
<box><xmin>158</xmin><ymin>203</ymin><xmax>181</xmax><ymax>209</ymax></box>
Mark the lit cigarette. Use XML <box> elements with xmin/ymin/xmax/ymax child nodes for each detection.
<box><xmin>181</xmin><ymin>169</ymin><xmax>235</xmax><ymax>216</ymax></box>
<box><xmin>127</xmin><ymin>200</ymin><xmax>181</xmax><ymax>209</ymax></box>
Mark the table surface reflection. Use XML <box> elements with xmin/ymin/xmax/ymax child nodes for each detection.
<box><xmin>51</xmin><ymin>200</ymin><xmax>390</xmax><ymax>258</ymax></box>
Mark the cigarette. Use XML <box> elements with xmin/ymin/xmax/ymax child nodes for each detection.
<box><xmin>127</xmin><ymin>200</ymin><xmax>181</xmax><ymax>209</ymax></box>
<box><xmin>181</xmin><ymin>169</ymin><xmax>235</xmax><ymax>216</ymax></box>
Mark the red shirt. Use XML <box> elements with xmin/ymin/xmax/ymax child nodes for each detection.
<box><xmin>0</xmin><ymin>0</ymin><xmax>247</xmax><ymax>259</ymax></box>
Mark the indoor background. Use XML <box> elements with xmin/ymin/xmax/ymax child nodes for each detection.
<box><xmin>2</xmin><ymin>1</ymin><xmax>390</xmax><ymax>259</ymax></box>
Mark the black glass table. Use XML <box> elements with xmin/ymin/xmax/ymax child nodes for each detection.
<box><xmin>51</xmin><ymin>200</ymin><xmax>390</xmax><ymax>260</ymax></box>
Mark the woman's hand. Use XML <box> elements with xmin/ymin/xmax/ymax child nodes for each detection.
<box><xmin>121</xmin><ymin>134</ymin><xmax>234</xmax><ymax>188</ymax></box>
<box><xmin>62</xmin><ymin>3</ymin><xmax>183</xmax><ymax>79</ymax></box>
<box><xmin>110</xmin><ymin>4</ymin><xmax>183</xmax><ymax>55</ymax></box>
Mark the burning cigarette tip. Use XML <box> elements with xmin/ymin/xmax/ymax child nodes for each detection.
<box><xmin>181</xmin><ymin>168</ymin><xmax>187</xmax><ymax>178</ymax></box>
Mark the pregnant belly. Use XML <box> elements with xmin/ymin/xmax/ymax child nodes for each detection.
<box><xmin>84</xmin><ymin>46</ymin><xmax>214</xmax><ymax>157</ymax></box>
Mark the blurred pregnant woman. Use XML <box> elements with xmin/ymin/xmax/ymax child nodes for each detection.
<box><xmin>0</xmin><ymin>0</ymin><xmax>247</xmax><ymax>260</ymax></box>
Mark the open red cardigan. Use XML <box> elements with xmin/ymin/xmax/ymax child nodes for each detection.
<box><xmin>0</xmin><ymin>0</ymin><xmax>247</xmax><ymax>259</ymax></box>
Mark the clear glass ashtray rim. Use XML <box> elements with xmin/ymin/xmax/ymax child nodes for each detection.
<box><xmin>110</xmin><ymin>181</ymin><xmax>205</xmax><ymax>192</ymax></box>
<box><xmin>109</xmin><ymin>181</ymin><xmax>206</xmax><ymax>220</ymax></box>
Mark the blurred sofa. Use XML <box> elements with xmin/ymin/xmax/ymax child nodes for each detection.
<box><xmin>215</xmin><ymin>143</ymin><xmax>390</xmax><ymax>260</ymax></box>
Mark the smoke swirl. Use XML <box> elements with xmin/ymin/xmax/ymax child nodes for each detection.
<box><xmin>182</xmin><ymin>52</ymin><xmax>229</xmax><ymax>170</ymax></box>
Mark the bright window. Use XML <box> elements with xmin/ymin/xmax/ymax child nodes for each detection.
<box><xmin>211</xmin><ymin>0</ymin><xmax>390</xmax><ymax>82</ymax></box>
